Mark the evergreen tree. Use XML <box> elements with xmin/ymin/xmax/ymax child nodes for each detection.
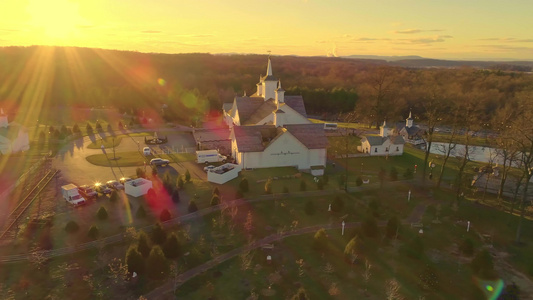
<box><xmin>356</xmin><ymin>176</ymin><xmax>363</xmax><ymax>186</ymax></box>
<box><xmin>146</xmin><ymin>246</ymin><xmax>170</xmax><ymax>280</ymax></box>
<box><xmin>362</xmin><ymin>214</ymin><xmax>379</xmax><ymax>238</ymax></box>
<box><xmin>136</xmin><ymin>205</ymin><xmax>147</xmax><ymax>219</ymax></box>
<box><xmin>86</xmin><ymin>123</ymin><xmax>93</xmax><ymax>135</ymax></box>
<box><xmin>313</xmin><ymin>228</ymin><xmax>329</xmax><ymax>252</ymax></box>
<box><xmin>177</xmin><ymin>176</ymin><xmax>184</xmax><ymax>189</ymax></box>
<box><xmin>386</xmin><ymin>216</ymin><xmax>400</xmax><ymax>239</ymax></box>
<box><xmin>171</xmin><ymin>189</ymin><xmax>180</xmax><ymax>203</ymax></box>
<box><xmin>188</xmin><ymin>200</ymin><xmax>198</xmax><ymax>213</ymax></box>
<box><xmin>304</xmin><ymin>200</ymin><xmax>315</xmax><ymax>215</ymax></box>
<box><xmin>471</xmin><ymin>249</ymin><xmax>495</xmax><ymax>277</ymax></box>
<box><xmin>109</xmin><ymin>190</ymin><xmax>119</xmax><ymax>202</ymax></box>
<box><xmin>72</xmin><ymin>123</ymin><xmax>81</xmax><ymax>136</ymax></box>
<box><xmin>160</xmin><ymin>209</ymin><xmax>172</xmax><ymax>222</ymax></box>
<box><xmin>331</xmin><ymin>196</ymin><xmax>344</xmax><ymax>212</ymax></box>
<box><xmin>210</xmin><ymin>195</ymin><xmax>220</xmax><ymax>206</ymax></box>
<box><xmin>213</xmin><ymin>187</ymin><xmax>220</xmax><ymax>196</ymax></box>
<box><xmin>151</xmin><ymin>222</ymin><xmax>167</xmax><ymax>245</ymax></box>
<box><xmin>138</xmin><ymin>231</ymin><xmax>151</xmax><ymax>258</ymax></box>
<box><xmin>87</xmin><ymin>225</ymin><xmax>99</xmax><ymax>240</ymax></box>
<box><xmin>125</xmin><ymin>245</ymin><xmax>144</xmax><ymax>275</ymax></box>
<box><xmin>300</xmin><ymin>180</ymin><xmax>307</xmax><ymax>191</ymax></box>
<box><xmin>185</xmin><ymin>169</ymin><xmax>191</xmax><ymax>182</ymax></box>
<box><xmin>97</xmin><ymin>206</ymin><xmax>108</xmax><ymax>220</ymax></box>
<box><xmin>239</xmin><ymin>178</ymin><xmax>249</xmax><ymax>192</ymax></box>
<box><xmin>136</xmin><ymin>167</ymin><xmax>146</xmax><ymax>179</ymax></box>
<box><xmin>163</xmin><ymin>232</ymin><xmax>181</xmax><ymax>259</ymax></box>
<box><xmin>265</xmin><ymin>178</ymin><xmax>273</xmax><ymax>194</ymax></box>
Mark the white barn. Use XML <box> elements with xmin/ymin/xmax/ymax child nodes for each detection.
<box><xmin>359</xmin><ymin>120</ymin><xmax>405</xmax><ymax>156</ymax></box>
<box><xmin>0</xmin><ymin>109</ymin><xmax>30</xmax><ymax>155</ymax></box>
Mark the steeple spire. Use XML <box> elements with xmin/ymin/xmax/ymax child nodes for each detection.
<box><xmin>266</xmin><ymin>56</ymin><xmax>273</xmax><ymax>76</ymax></box>
<box><xmin>406</xmin><ymin>109</ymin><xmax>414</xmax><ymax>128</ymax></box>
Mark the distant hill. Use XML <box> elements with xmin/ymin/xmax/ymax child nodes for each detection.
<box><xmin>341</xmin><ymin>54</ymin><xmax>533</xmax><ymax>71</ymax></box>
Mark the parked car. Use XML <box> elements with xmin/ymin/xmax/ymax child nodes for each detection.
<box><xmin>106</xmin><ymin>180</ymin><xmax>124</xmax><ymax>190</ymax></box>
<box><xmin>94</xmin><ymin>183</ymin><xmax>112</xmax><ymax>195</ymax></box>
<box><xmin>143</xmin><ymin>147</ymin><xmax>151</xmax><ymax>156</ymax></box>
<box><xmin>119</xmin><ymin>177</ymin><xmax>132</xmax><ymax>184</ymax></box>
<box><xmin>78</xmin><ymin>185</ymin><xmax>98</xmax><ymax>200</ymax></box>
<box><xmin>204</xmin><ymin>165</ymin><xmax>215</xmax><ymax>172</ymax></box>
<box><xmin>150</xmin><ymin>158</ymin><xmax>170</xmax><ymax>166</ymax></box>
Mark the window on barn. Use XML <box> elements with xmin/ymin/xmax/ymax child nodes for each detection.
<box><xmin>374</xmin><ymin>148</ymin><xmax>377</xmax><ymax>153</ymax></box>
<box><xmin>396</xmin><ymin>147</ymin><xmax>399</xmax><ymax>151</ymax></box>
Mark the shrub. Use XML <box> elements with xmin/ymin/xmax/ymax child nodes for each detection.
<box><xmin>213</xmin><ymin>187</ymin><xmax>220</xmax><ymax>196</ymax></box>
<box><xmin>86</xmin><ymin>123</ymin><xmax>93</xmax><ymax>135</ymax></box>
<box><xmin>136</xmin><ymin>167</ymin><xmax>146</xmax><ymax>179</ymax></box>
<box><xmin>304</xmin><ymin>200</ymin><xmax>315</xmax><ymax>215</ymax></box>
<box><xmin>210</xmin><ymin>195</ymin><xmax>220</xmax><ymax>206</ymax></box>
<box><xmin>125</xmin><ymin>246</ymin><xmax>144</xmax><ymax>275</ymax></box>
<box><xmin>239</xmin><ymin>178</ymin><xmax>249</xmax><ymax>193</ymax></box>
<box><xmin>138</xmin><ymin>231</ymin><xmax>151</xmax><ymax>258</ymax></box>
<box><xmin>177</xmin><ymin>176</ymin><xmax>184</xmax><ymax>189</ymax></box>
<box><xmin>386</xmin><ymin>216</ymin><xmax>400</xmax><ymax>239</ymax></box>
<box><xmin>403</xmin><ymin>236</ymin><xmax>424</xmax><ymax>259</ymax></box>
<box><xmin>264</xmin><ymin>178</ymin><xmax>272</xmax><ymax>194</ymax></box>
<box><xmin>362</xmin><ymin>215</ymin><xmax>379</xmax><ymax>238</ymax></box>
<box><xmin>146</xmin><ymin>188</ymin><xmax>156</xmax><ymax>202</ymax></box>
<box><xmin>72</xmin><ymin>123</ymin><xmax>80</xmax><ymax>135</ymax></box>
<box><xmin>390</xmin><ymin>167</ymin><xmax>398</xmax><ymax>181</ymax></box>
<box><xmin>146</xmin><ymin>246</ymin><xmax>170</xmax><ymax>280</ymax></box>
<box><xmin>300</xmin><ymin>180</ymin><xmax>307</xmax><ymax>191</ymax></box>
<box><xmin>136</xmin><ymin>205</ymin><xmax>147</xmax><ymax>219</ymax></box>
<box><xmin>282</xmin><ymin>186</ymin><xmax>289</xmax><ymax>193</ymax></box>
<box><xmin>419</xmin><ymin>264</ymin><xmax>439</xmax><ymax>290</ymax></box>
<box><xmin>471</xmin><ymin>249</ymin><xmax>494</xmax><ymax>276</ymax></box>
<box><xmin>313</xmin><ymin>228</ymin><xmax>329</xmax><ymax>252</ymax></box>
<box><xmin>344</xmin><ymin>235</ymin><xmax>363</xmax><ymax>262</ymax></box>
<box><xmin>403</xmin><ymin>168</ymin><xmax>414</xmax><ymax>180</ymax></box>
<box><xmin>97</xmin><ymin>206</ymin><xmax>108</xmax><ymax>220</ymax></box>
<box><xmin>291</xmin><ymin>287</ymin><xmax>310</xmax><ymax>300</ymax></box>
<box><xmin>188</xmin><ymin>200</ymin><xmax>198</xmax><ymax>213</ymax></box>
<box><xmin>459</xmin><ymin>238</ymin><xmax>474</xmax><ymax>256</ymax></box>
<box><xmin>331</xmin><ymin>196</ymin><xmax>344</xmax><ymax>212</ymax></box>
<box><xmin>151</xmin><ymin>222</ymin><xmax>167</xmax><ymax>245</ymax></box>
<box><xmin>338</xmin><ymin>175</ymin><xmax>345</xmax><ymax>189</ymax></box>
<box><xmin>87</xmin><ymin>225</ymin><xmax>99</xmax><ymax>240</ymax></box>
<box><xmin>316</xmin><ymin>178</ymin><xmax>324</xmax><ymax>190</ymax></box>
<box><xmin>171</xmin><ymin>189</ymin><xmax>180</xmax><ymax>203</ymax></box>
<box><xmin>107</xmin><ymin>124</ymin><xmax>113</xmax><ymax>134</ymax></box>
<box><xmin>65</xmin><ymin>221</ymin><xmax>80</xmax><ymax>234</ymax></box>
<box><xmin>109</xmin><ymin>190</ymin><xmax>119</xmax><ymax>202</ymax></box>
<box><xmin>185</xmin><ymin>169</ymin><xmax>191</xmax><ymax>182</ymax></box>
<box><xmin>163</xmin><ymin>232</ymin><xmax>181</xmax><ymax>259</ymax></box>
<box><xmin>356</xmin><ymin>176</ymin><xmax>363</xmax><ymax>187</ymax></box>
<box><xmin>159</xmin><ymin>209</ymin><xmax>172</xmax><ymax>222</ymax></box>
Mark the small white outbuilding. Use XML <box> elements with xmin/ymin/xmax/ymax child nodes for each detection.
<box><xmin>125</xmin><ymin>178</ymin><xmax>153</xmax><ymax>197</ymax></box>
<box><xmin>207</xmin><ymin>163</ymin><xmax>242</xmax><ymax>184</ymax></box>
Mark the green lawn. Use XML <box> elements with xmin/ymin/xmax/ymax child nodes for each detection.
<box><xmin>86</xmin><ymin>151</ymin><xmax>145</xmax><ymax>167</ymax></box>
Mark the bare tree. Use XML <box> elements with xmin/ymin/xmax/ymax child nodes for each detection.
<box><xmin>385</xmin><ymin>278</ymin><xmax>401</xmax><ymax>300</ymax></box>
<box><xmin>362</xmin><ymin>259</ymin><xmax>372</xmax><ymax>293</ymax></box>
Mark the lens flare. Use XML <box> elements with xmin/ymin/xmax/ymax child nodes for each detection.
<box><xmin>158</xmin><ymin>78</ymin><xmax>166</xmax><ymax>86</ymax></box>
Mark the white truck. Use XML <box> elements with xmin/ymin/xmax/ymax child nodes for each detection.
<box><xmin>61</xmin><ymin>184</ymin><xmax>86</xmax><ymax>206</ymax></box>
<box><xmin>196</xmin><ymin>150</ymin><xmax>227</xmax><ymax>164</ymax></box>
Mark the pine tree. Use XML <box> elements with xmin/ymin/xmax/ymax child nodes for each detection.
<box><xmin>162</xmin><ymin>232</ymin><xmax>181</xmax><ymax>259</ymax></box>
<box><xmin>146</xmin><ymin>246</ymin><xmax>170</xmax><ymax>280</ymax></box>
<box><xmin>185</xmin><ymin>169</ymin><xmax>191</xmax><ymax>182</ymax></box>
<box><xmin>188</xmin><ymin>200</ymin><xmax>198</xmax><ymax>213</ymax></box>
<box><xmin>137</xmin><ymin>231</ymin><xmax>151</xmax><ymax>258</ymax></box>
<box><xmin>239</xmin><ymin>178</ymin><xmax>249</xmax><ymax>192</ymax></box>
<box><xmin>151</xmin><ymin>222</ymin><xmax>167</xmax><ymax>245</ymax></box>
<box><xmin>125</xmin><ymin>245</ymin><xmax>144</xmax><ymax>275</ymax></box>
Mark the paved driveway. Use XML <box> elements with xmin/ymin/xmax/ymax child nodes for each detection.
<box><xmin>53</xmin><ymin>131</ymin><xmax>197</xmax><ymax>186</ymax></box>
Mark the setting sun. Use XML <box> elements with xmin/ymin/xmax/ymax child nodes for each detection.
<box><xmin>26</xmin><ymin>0</ymin><xmax>85</xmax><ymax>42</ymax></box>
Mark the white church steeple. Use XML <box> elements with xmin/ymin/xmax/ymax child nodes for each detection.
<box><xmin>380</xmin><ymin>119</ymin><xmax>392</xmax><ymax>137</ymax></box>
<box><xmin>275</xmin><ymin>80</ymin><xmax>285</xmax><ymax>105</ymax></box>
<box><xmin>406</xmin><ymin>110</ymin><xmax>414</xmax><ymax>128</ymax></box>
<box><xmin>261</xmin><ymin>56</ymin><xmax>278</xmax><ymax>101</ymax></box>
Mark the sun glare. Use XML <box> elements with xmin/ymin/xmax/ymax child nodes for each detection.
<box><xmin>26</xmin><ymin>0</ymin><xmax>85</xmax><ymax>43</ymax></box>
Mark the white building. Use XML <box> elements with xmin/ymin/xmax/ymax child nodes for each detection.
<box><xmin>222</xmin><ymin>57</ymin><xmax>328</xmax><ymax>173</ymax></box>
<box><xmin>0</xmin><ymin>108</ymin><xmax>30</xmax><ymax>155</ymax></box>
<box><xmin>396</xmin><ymin>110</ymin><xmax>425</xmax><ymax>145</ymax></box>
<box><xmin>359</xmin><ymin>120</ymin><xmax>405</xmax><ymax>156</ymax></box>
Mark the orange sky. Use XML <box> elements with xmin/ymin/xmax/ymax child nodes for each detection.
<box><xmin>1</xmin><ymin>0</ymin><xmax>532</xmax><ymax>60</ymax></box>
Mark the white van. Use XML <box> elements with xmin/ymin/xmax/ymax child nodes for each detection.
<box><xmin>143</xmin><ymin>147</ymin><xmax>151</xmax><ymax>156</ymax></box>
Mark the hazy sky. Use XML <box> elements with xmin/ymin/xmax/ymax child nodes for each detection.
<box><xmin>1</xmin><ymin>0</ymin><xmax>532</xmax><ymax>60</ymax></box>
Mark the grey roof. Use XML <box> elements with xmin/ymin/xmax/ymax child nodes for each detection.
<box><xmin>284</xmin><ymin>96</ymin><xmax>308</xmax><ymax>117</ymax></box>
<box><xmin>362</xmin><ymin>135</ymin><xmax>405</xmax><ymax>146</ymax></box>
<box><xmin>284</xmin><ymin>124</ymin><xmax>328</xmax><ymax>149</ymax></box>
<box><xmin>274</xmin><ymin>109</ymin><xmax>285</xmax><ymax>113</ymax></box>
<box><xmin>233</xmin><ymin>123</ymin><xmax>328</xmax><ymax>152</ymax></box>
<box><xmin>222</xmin><ymin>103</ymin><xmax>233</xmax><ymax>113</ymax></box>
<box><xmin>229</xmin><ymin>95</ymin><xmax>308</xmax><ymax>125</ymax></box>
<box><xmin>398</xmin><ymin>125</ymin><xmax>424</xmax><ymax>137</ymax></box>
<box><xmin>261</xmin><ymin>75</ymin><xmax>278</xmax><ymax>82</ymax></box>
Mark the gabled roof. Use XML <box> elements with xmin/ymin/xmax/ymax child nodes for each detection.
<box><xmin>284</xmin><ymin>124</ymin><xmax>328</xmax><ymax>149</ymax></box>
<box><xmin>230</xmin><ymin>95</ymin><xmax>308</xmax><ymax>125</ymax></box>
<box><xmin>362</xmin><ymin>134</ymin><xmax>405</xmax><ymax>146</ymax></box>
<box><xmin>233</xmin><ymin>124</ymin><xmax>328</xmax><ymax>152</ymax></box>
<box><xmin>284</xmin><ymin>96</ymin><xmax>307</xmax><ymax>118</ymax></box>
<box><xmin>193</xmin><ymin>128</ymin><xmax>231</xmax><ymax>143</ymax></box>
